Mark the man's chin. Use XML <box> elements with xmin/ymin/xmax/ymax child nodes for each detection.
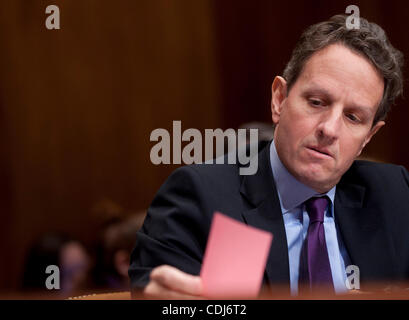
<box><xmin>286</xmin><ymin>161</ymin><xmax>336</xmax><ymax>191</ymax></box>
<box><xmin>296</xmin><ymin>171</ymin><xmax>336</xmax><ymax>193</ymax></box>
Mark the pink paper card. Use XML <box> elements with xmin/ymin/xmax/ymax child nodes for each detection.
<box><xmin>200</xmin><ymin>212</ymin><xmax>273</xmax><ymax>298</ymax></box>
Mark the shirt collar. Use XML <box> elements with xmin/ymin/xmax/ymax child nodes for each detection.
<box><xmin>270</xmin><ymin>140</ymin><xmax>336</xmax><ymax>214</ymax></box>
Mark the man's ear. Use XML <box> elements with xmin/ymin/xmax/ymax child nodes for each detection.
<box><xmin>357</xmin><ymin>120</ymin><xmax>385</xmax><ymax>156</ymax></box>
<box><xmin>271</xmin><ymin>76</ymin><xmax>287</xmax><ymax>125</ymax></box>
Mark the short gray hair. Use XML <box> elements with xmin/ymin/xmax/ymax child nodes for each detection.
<box><xmin>283</xmin><ymin>14</ymin><xmax>404</xmax><ymax>125</ymax></box>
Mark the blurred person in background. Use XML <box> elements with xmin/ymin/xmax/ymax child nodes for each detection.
<box><xmin>22</xmin><ymin>233</ymin><xmax>91</xmax><ymax>297</ymax></box>
<box><xmin>90</xmin><ymin>198</ymin><xmax>146</xmax><ymax>291</ymax></box>
<box><xmin>238</xmin><ymin>121</ymin><xmax>275</xmax><ymax>143</ymax></box>
<box><xmin>96</xmin><ymin>213</ymin><xmax>146</xmax><ymax>290</ymax></box>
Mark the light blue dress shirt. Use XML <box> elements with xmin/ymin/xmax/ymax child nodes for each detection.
<box><xmin>270</xmin><ymin>141</ymin><xmax>351</xmax><ymax>295</ymax></box>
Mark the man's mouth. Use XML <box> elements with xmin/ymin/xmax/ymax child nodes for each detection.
<box><xmin>306</xmin><ymin>146</ymin><xmax>333</xmax><ymax>158</ymax></box>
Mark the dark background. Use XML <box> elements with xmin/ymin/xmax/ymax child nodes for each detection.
<box><xmin>0</xmin><ymin>0</ymin><xmax>408</xmax><ymax>292</ymax></box>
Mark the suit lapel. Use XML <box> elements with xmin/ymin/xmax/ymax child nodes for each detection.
<box><xmin>240</xmin><ymin>142</ymin><xmax>290</xmax><ymax>291</ymax></box>
<box><xmin>335</xmin><ymin>181</ymin><xmax>398</xmax><ymax>286</ymax></box>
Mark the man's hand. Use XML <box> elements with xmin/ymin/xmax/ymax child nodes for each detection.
<box><xmin>144</xmin><ymin>265</ymin><xmax>204</xmax><ymax>299</ymax></box>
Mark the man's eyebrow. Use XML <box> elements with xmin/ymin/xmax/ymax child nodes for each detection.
<box><xmin>302</xmin><ymin>85</ymin><xmax>334</xmax><ymax>100</ymax></box>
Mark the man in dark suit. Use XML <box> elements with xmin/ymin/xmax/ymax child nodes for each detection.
<box><xmin>129</xmin><ymin>15</ymin><xmax>408</xmax><ymax>297</ymax></box>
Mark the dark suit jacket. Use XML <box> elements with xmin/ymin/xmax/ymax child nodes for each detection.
<box><xmin>129</xmin><ymin>141</ymin><xmax>409</xmax><ymax>292</ymax></box>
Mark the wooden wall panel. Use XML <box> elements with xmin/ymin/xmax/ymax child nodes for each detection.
<box><xmin>0</xmin><ymin>0</ymin><xmax>221</xmax><ymax>290</ymax></box>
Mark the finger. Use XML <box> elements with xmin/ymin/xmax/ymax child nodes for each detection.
<box><xmin>144</xmin><ymin>279</ymin><xmax>204</xmax><ymax>300</ymax></box>
<box><xmin>150</xmin><ymin>265</ymin><xmax>202</xmax><ymax>296</ymax></box>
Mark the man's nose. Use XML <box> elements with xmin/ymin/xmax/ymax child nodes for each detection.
<box><xmin>316</xmin><ymin>107</ymin><xmax>342</xmax><ymax>143</ymax></box>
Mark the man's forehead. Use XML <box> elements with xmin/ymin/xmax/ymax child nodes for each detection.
<box><xmin>295</xmin><ymin>44</ymin><xmax>384</xmax><ymax>109</ymax></box>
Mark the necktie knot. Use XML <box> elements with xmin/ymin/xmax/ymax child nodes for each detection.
<box><xmin>305</xmin><ymin>196</ymin><xmax>329</xmax><ymax>223</ymax></box>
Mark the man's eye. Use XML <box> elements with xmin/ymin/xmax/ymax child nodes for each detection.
<box><xmin>346</xmin><ymin>113</ymin><xmax>360</xmax><ymax>123</ymax></box>
<box><xmin>309</xmin><ymin>99</ymin><xmax>323</xmax><ymax>107</ymax></box>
